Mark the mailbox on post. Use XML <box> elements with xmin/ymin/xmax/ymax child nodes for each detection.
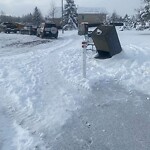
<box><xmin>91</xmin><ymin>25</ymin><xmax>122</xmax><ymax>58</ymax></box>
<box><xmin>78</xmin><ymin>22</ymin><xmax>89</xmax><ymax>35</ymax></box>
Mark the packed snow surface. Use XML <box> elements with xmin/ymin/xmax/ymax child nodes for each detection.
<box><xmin>0</xmin><ymin>29</ymin><xmax>150</xmax><ymax>150</ymax></box>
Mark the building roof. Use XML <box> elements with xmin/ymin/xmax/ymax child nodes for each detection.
<box><xmin>77</xmin><ymin>7</ymin><xmax>107</xmax><ymax>14</ymax></box>
<box><xmin>50</xmin><ymin>7</ymin><xmax>107</xmax><ymax>18</ymax></box>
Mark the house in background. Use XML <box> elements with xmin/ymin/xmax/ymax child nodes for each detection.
<box><xmin>48</xmin><ymin>7</ymin><xmax>107</xmax><ymax>28</ymax></box>
<box><xmin>77</xmin><ymin>7</ymin><xmax>107</xmax><ymax>25</ymax></box>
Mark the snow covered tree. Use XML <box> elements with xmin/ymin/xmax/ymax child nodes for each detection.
<box><xmin>32</xmin><ymin>7</ymin><xmax>43</xmax><ymax>26</ymax></box>
<box><xmin>123</xmin><ymin>14</ymin><xmax>134</xmax><ymax>30</ymax></box>
<box><xmin>109</xmin><ymin>11</ymin><xmax>122</xmax><ymax>23</ymax></box>
<box><xmin>136</xmin><ymin>0</ymin><xmax>150</xmax><ymax>29</ymax></box>
<box><xmin>140</xmin><ymin>0</ymin><xmax>150</xmax><ymax>21</ymax></box>
<box><xmin>63</xmin><ymin>0</ymin><xmax>78</xmax><ymax>30</ymax></box>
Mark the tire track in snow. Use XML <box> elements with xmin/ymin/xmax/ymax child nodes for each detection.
<box><xmin>1</xmin><ymin>31</ymin><xmax>87</xmax><ymax>150</ymax></box>
<box><xmin>0</xmin><ymin>51</ymin><xmax>48</xmax><ymax>149</ymax></box>
<box><xmin>125</xmin><ymin>44</ymin><xmax>150</xmax><ymax>61</ymax></box>
<box><xmin>31</xmin><ymin>34</ymin><xmax>85</xmax><ymax>148</ymax></box>
<box><xmin>0</xmin><ymin>32</ymin><xmax>82</xmax><ymax>149</ymax></box>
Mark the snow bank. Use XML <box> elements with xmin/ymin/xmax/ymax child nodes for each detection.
<box><xmin>58</xmin><ymin>29</ymin><xmax>150</xmax><ymax>95</ymax></box>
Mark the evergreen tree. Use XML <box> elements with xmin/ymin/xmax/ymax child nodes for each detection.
<box><xmin>0</xmin><ymin>11</ymin><xmax>21</xmax><ymax>23</ymax></box>
<box><xmin>110</xmin><ymin>11</ymin><xmax>121</xmax><ymax>23</ymax></box>
<box><xmin>22</xmin><ymin>13</ymin><xmax>33</xmax><ymax>23</ymax></box>
<box><xmin>141</xmin><ymin>0</ymin><xmax>150</xmax><ymax>21</ymax></box>
<box><xmin>138</xmin><ymin>0</ymin><xmax>150</xmax><ymax>28</ymax></box>
<box><xmin>63</xmin><ymin>0</ymin><xmax>78</xmax><ymax>30</ymax></box>
<box><xmin>32</xmin><ymin>7</ymin><xmax>43</xmax><ymax>26</ymax></box>
<box><xmin>0</xmin><ymin>11</ymin><xmax>7</xmax><ymax>22</ymax></box>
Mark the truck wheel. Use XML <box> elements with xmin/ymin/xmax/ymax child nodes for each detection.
<box><xmin>55</xmin><ymin>35</ymin><xmax>58</xmax><ymax>39</ymax></box>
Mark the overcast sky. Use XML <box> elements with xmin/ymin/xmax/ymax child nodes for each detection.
<box><xmin>0</xmin><ymin>0</ymin><xmax>142</xmax><ymax>17</ymax></box>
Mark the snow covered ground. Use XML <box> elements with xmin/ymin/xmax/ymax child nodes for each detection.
<box><xmin>0</xmin><ymin>29</ymin><xmax>150</xmax><ymax>150</ymax></box>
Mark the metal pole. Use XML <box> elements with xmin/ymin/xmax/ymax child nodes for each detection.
<box><xmin>82</xmin><ymin>40</ymin><xmax>87</xmax><ymax>78</ymax></box>
<box><xmin>62</xmin><ymin>0</ymin><xmax>64</xmax><ymax>33</ymax></box>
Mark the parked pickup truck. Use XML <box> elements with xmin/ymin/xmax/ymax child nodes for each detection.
<box><xmin>0</xmin><ymin>22</ymin><xmax>19</xmax><ymax>33</ymax></box>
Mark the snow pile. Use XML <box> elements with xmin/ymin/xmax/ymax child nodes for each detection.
<box><xmin>58</xmin><ymin>29</ymin><xmax>150</xmax><ymax>95</ymax></box>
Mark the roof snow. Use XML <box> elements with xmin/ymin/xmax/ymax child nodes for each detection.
<box><xmin>77</xmin><ymin>7</ymin><xmax>107</xmax><ymax>14</ymax></box>
<box><xmin>49</xmin><ymin>7</ymin><xmax>107</xmax><ymax>18</ymax></box>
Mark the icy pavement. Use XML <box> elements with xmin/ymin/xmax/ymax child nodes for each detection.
<box><xmin>0</xmin><ymin>29</ymin><xmax>150</xmax><ymax>150</ymax></box>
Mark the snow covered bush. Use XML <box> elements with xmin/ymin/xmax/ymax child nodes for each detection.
<box><xmin>123</xmin><ymin>14</ymin><xmax>134</xmax><ymax>30</ymax></box>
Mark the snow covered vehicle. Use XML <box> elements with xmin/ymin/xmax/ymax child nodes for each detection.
<box><xmin>36</xmin><ymin>22</ymin><xmax>58</xmax><ymax>39</ymax></box>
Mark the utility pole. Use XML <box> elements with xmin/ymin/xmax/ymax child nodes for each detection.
<box><xmin>62</xmin><ymin>0</ymin><xmax>64</xmax><ymax>33</ymax></box>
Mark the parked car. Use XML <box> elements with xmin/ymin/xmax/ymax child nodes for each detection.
<box><xmin>20</xmin><ymin>25</ymin><xmax>37</xmax><ymax>35</ymax></box>
<box><xmin>30</xmin><ymin>26</ymin><xmax>38</xmax><ymax>35</ymax></box>
<box><xmin>0</xmin><ymin>22</ymin><xmax>18</xmax><ymax>33</ymax></box>
<box><xmin>36</xmin><ymin>22</ymin><xmax>58</xmax><ymax>38</ymax></box>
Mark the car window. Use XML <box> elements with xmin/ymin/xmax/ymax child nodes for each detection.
<box><xmin>45</xmin><ymin>24</ymin><xmax>56</xmax><ymax>28</ymax></box>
